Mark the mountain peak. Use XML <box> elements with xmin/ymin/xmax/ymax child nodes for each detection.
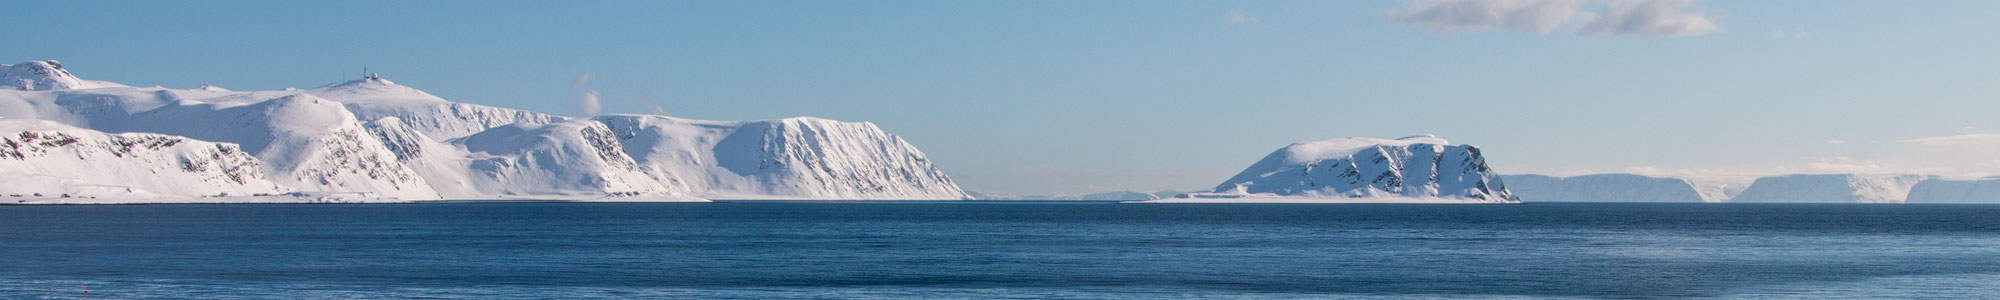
<box><xmin>2</xmin><ymin>60</ymin><xmax>87</xmax><ymax>91</ymax></box>
<box><xmin>307</xmin><ymin>75</ymin><xmax>445</xmax><ymax>103</ymax></box>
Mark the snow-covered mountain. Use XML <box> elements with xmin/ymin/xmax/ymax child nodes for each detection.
<box><xmin>1905</xmin><ymin>177</ymin><xmax>2000</xmax><ymax>203</ymax></box>
<box><xmin>1729</xmin><ymin>174</ymin><xmax>1933</xmax><ymax>203</ymax></box>
<box><xmin>1</xmin><ymin>60</ymin><xmax>124</xmax><ymax>91</ymax></box>
<box><xmin>1501</xmin><ymin>174</ymin><xmax>1708</xmax><ymax>202</ymax></box>
<box><xmin>595</xmin><ymin>114</ymin><xmax>967</xmax><ymax>200</ymax></box>
<box><xmin>0</xmin><ymin>60</ymin><xmax>968</xmax><ymax>202</ymax></box>
<box><xmin>1140</xmin><ymin>135</ymin><xmax>1514</xmax><ymax>203</ymax></box>
<box><xmin>0</xmin><ymin>119</ymin><xmax>288</xmax><ymax>199</ymax></box>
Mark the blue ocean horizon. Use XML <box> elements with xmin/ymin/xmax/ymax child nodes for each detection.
<box><xmin>6</xmin><ymin>202</ymin><xmax>2000</xmax><ymax>299</ymax></box>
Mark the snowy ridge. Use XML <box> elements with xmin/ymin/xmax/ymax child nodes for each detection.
<box><xmin>1</xmin><ymin>60</ymin><xmax>123</xmax><ymax>91</ymax></box>
<box><xmin>1135</xmin><ymin>135</ymin><xmax>1515</xmax><ymax>203</ymax></box>
<box><xmin>0</xmin><ymin>119</ymin><xmax>287</xmax><ymax>199</ymax></box>
<box><xmin>313</xmin><ymin>78</ymin><xmax>568</xmax><ymax>139</ymax></box>
<box><xmin>598</xmin><ymin>115</ymin><xmax>969</xmax><ymax>200</ymax></box>
<box><xmin>1502</xmin><ymin>174</ymin><xmax>1708</xmax><ymax>202</ymax></box>
<box><xmin>1730</xmin><ymin>174</ymin><xmax>1933</xmax><ymax>203</ymax></box>
<box><xmin>0</xmin><ymin>60</ymin><xmax>966</xmax><ymax>202</ymax></box>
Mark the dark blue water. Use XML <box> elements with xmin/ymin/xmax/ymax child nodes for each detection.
<box><xmin>5</xmin><ymin>202</ymin><xmax>2000</xmax><ymax>299</ymax></box>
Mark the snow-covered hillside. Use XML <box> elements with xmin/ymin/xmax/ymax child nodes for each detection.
<box><xmin>1136</xmin><ymin>135</ymin><xmax>1514</xmax><ymax>203</ymax></box>
<box><xmin>1729</xmin><ymin>174</ymin><xmax>1933</xmax><ymax>203</ymax></box>
<box><xmin>0</xmin><ymin>119</ymin><xmax>288</xmax><ymax>200</ymax></box>
<box><xmin>0</xmin><ymin>60</ymin><xmax>968</xmax><ymax>202</ymax></box>
<box><xmin>596</xmin><ymin>115</ymin><xmax>968</xmax><ymax>200</ymax></box>
<box><xmin>1905</xmin><ymin>177</ymin><xmax>2000</xmax><ymax>203</ymax></box>
<box><xmin>1</xmin><ymin>60</ymin><xmax>123</xmax><ymax>91</ymax></box>
<box><xmin>1502</xmin><ymin>174</ymin><xmax>1708</xmax><ymax>202</ymax></box>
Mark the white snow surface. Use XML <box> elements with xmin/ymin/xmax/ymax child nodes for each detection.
<box><xmin>0</xmin><ymin>60</ymin><xmax>966</xmax><ymax>202</ymax></box>
<box><xmin>1729</xmin><ymin>174</ymin><xmax>1934</xmax><ymax>203</ymax></box>
<box><xmin>1137</xmin><ymin>135</ymin><xmax>1515</xmax><ymax>204</ymax></box>
<box><xmin>0</xmin><ymin>60</ymin><xmax>124</xmax><ymax>91</ymax></box>
<box><xmin>0</xmin><ymin>119</ymin><xmax>288</xmax><ymax>199</ymax></box>
<box><xmin>1905</xmin><ymin>177</ymin><xmax>2000</xmax><ymax>203</ymax></box>
<box><xmin>595</xmin><ymin>114</ymin><xmax>969</xmax><ymax>200</ymax></box>
<box><xmin>1501</xmin><ymin>174</ymin><xmax>1708</xmax><ymax>202</ymax></box>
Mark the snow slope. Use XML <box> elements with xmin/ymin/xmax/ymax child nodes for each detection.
<box><xmin>1502</xmin><ymin>174</ymin><xmax>1707</xmax><ymax>202</ymax></box>
<box><xmin>1133</xmin><ymin>135</ymin><xmax>1514</xmax><ymax>203</ymax></box>
<box><xmin>312</xmin><ymin>77</ymin><xmax>567</xmax><ymax>139</ymax></box>
<box><xmin>0</xmin><ymin>119</ymin><xmax>288</xmax><ymax>199</ymax></box>
<box><xmin>1</xmin><ymin>60</ymin><xmax>124</xmax><ymax>91</ymax></box>
<box><xmin>1729</xmin><ymin>174</ymin><xmax>1933</xmax><ymax>203</ymax></box>
<box><xmin>1905</xmin><ymin>177</ymin><xmax>2000</xmax><ymax>203</ymax></box>
<box><xmin>0</xmin><ymin>60</ymin><xmax>966</xmax><ymax>202</ymax></box>
<box><xmin>596</xmin><ymin>114</ymin><xmax>969</xmax><ymax>200</ymax></box>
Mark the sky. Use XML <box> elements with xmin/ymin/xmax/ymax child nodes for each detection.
<box><xmin>6</xmin><ymin>0</ymin><xmax>1997</xmax><ymax>194</ymax></box>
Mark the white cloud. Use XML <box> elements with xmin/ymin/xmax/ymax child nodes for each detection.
<box><xmin>1224</xmin><ymin>11</ymin><xmax>1259</xmax><ymax>24</ymax></box>
<box><xmin>637</xmin><ymin>99</ymin><xmax>671</xmax><ymax>117</ymax></box>
<box><xmin>1387</xmin><ymin>0</ymin><xmax>1721</xmax><ymax>37</ymax></box>
<box><xmin>1388</xmin><ymin>0</ymin><xmax>1584</xmax><ymax>34</ymax></box>
<box><xmin>1899</xmin><ymin>133</ymin><xmax>2000</xmax><ymax>146</ymax></box>
<box><xmin>576</xmin><ymin>90</ymin><xmax>602</xmax><ymax>117</ymax></box>
<box><xmin>1577</xmin><ymin>0</ymin><xmax>1722</xmax><ymax>36</ymax></box>
<box><xmin>572</xmin><ymin>73</ymin><xmax>602</xmax><ymax>116</ymax></box>
<box><xmin>571</xmin><ymin>72</ymin><xmax>596</xmax><ymax>90</ymax></box>
<box><xmin>1828</xmin><ymin>139</ymin><xmax>1846</xmax><ymax>144</ymax></box>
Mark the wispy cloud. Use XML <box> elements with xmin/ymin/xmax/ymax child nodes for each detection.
<box><xmin>1899</xmin><ymin>133</ymin><xmax>2000</xmax><ymax>146</ymax></box>
<box><xmin>1388</xmin><ymin>0</ymin><xmax>1584</xmax><ymax>34</ymax></box>
<box><xmin>1576</xmin><ymin>0</ymin><xmax>1722</xmax><ymax>36</ymax></box>
<box><xmin>1388</xmin><ymin>0</ymin><xmax>1721</xmax><ymax>37</ymax></box>
<box><xmin>572</xmin><ymin>73</ymin><xmax>602</xmax><ymax>116</ymax></box>
<box><xmin>1224</xmin><ymin>11</ymin><xmax>1259</xmax><ymax>24</ymax></box>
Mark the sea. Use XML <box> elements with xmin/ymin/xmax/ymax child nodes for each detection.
<box><xmin>4</xmin><ymin>201</ymin><xmax>2000</xmax><ymax>299</ymax></box>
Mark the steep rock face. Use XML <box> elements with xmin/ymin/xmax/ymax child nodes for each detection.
<box><xmin>1502</xmin><ymin>174</ymin><xmax>1707</xmax><ymax>202</ymax></box>
<box><xmin>1209</xmin><ymin>135</ymin><xmax>1514</xmax><ymax>201</ymax></box>
<box><xmin>1730</xmin><ymin>174</ymin><xmax>1931</xmax><ymax>203</ymax></box>
<box><xmin>597</xmin><ymin>115</ymin><xmax>969</xmax><ymax>200</ymax></box>
<box><xmin>0</xmin><ymin>120</ymin><xmax>287</xmax><ymax>198</ymax></box>
<box><xmin>1905</xmin><ymin>178</ymin><xmax>2000</xmax><ymax>203</ymax></box>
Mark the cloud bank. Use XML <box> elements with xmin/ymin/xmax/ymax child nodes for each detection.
<box><xmin>1389</xmin><ymin>0</ymin><xmax>1722</xmax><ymax>37</ymax></box>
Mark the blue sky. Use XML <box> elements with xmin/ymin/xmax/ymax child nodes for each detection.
<box><xmin>7</xmin><ymin>0</ymin><xmax>1998</xmax><ymax>194</ymax></box>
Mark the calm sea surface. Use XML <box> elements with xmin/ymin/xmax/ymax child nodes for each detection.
<box><xmin>4</xmin><ymin>202</ymin><xmax>2000</xmax><ymax>299</ymax></box>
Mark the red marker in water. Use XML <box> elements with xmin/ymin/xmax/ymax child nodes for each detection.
<box><xmin>82</xmin><ymin>283</ymin><xmax>88</xmax><ymax>294</ymax></box>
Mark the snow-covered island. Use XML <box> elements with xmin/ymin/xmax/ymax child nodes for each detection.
<box><xmin>0</xmin><ymin>60</ymin><xmax>970</xmax><ymax>203</ymax></box>
<box><xmin>1130</xmin><ymin>135</ymin><xmax>1517</xmax><ymax>204</ymax></box>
